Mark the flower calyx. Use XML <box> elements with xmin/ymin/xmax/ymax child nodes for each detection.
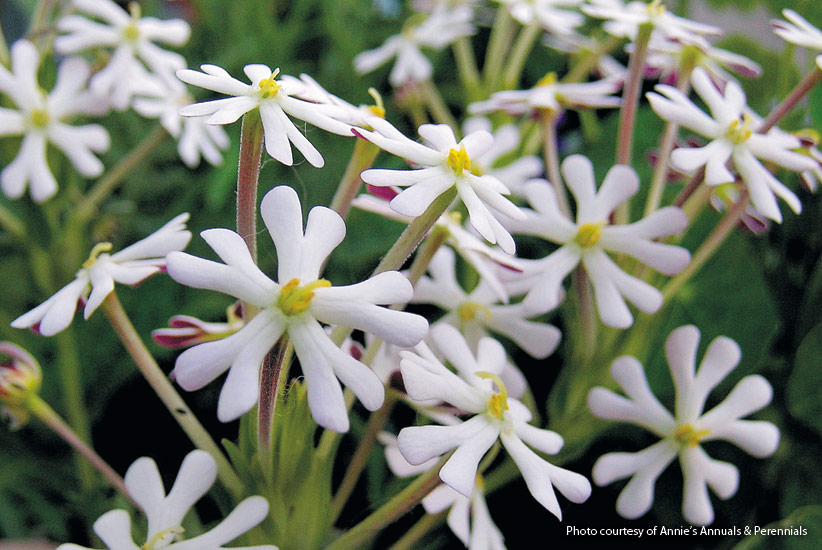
<box><xmin>476</xmin><ymin>371</ymin><xmax>509</xmax><ymax>420</ymax></box>
<box><xmin>276</xmin><ymin>278</ymin><xmax>331</xmax><ymax>316</ymax></box>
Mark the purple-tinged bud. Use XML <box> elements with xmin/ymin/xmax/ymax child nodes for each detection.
<box><xmin>0</xmin><ymin>342</ymin><xmax>42</xmax><ymax>429</ymax></box>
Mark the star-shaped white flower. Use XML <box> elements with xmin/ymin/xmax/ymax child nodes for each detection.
<box><xmin>495</xmin><ymin>0</ymin><xmax>585</xmax><ymax>35</ymax></box>
<box><xmin>133</xmin><ymin>76</ymin><xmax>230</xmax><ymax>168</ymax></box>
<box><xmin>354</xmin><ymin>6</ymin><xmax>475</xmax><ymax>86</ymax></box>
<box><xmin>588</xmin><ymin>325</ymin><xmax>780</xmax><ymax>525</ymax></box>
<box><xmin>772</xmin><ymin>9</ymin><xmax>822</xmax><ymax>69</ymax></box>
<box><xmin>54</xmin><ymin>0</ymin><xmax>190</xmax><ymax>110</ymax></box>
<box><xmin>12</xmin><ymin>213</ymin><xmax>191</xmax><ymax>337</ymax></box>
<box><xmin>647</xmin><ymin>67</ymin><xmax>818</xmax><ymax>222</ymax></box>
<box><xmin>166</xmin><ymin>185</ymin><xmax>428</xmax><ymax>432</ymax></box>
<box><xmin>500</xmin><ymin>156</ymin><xmax>690</xmax><ymax>328</ymax></box>
<box><xmin>643</xmin><ymin>35</ymin><xmax>762</xmax><ymax>85</ymax></box>
<box><xmin>468</xmin><ymin>72</ymin><xmax>621</xmax><ymax>117</ymax></box>
<box><xmin>397</xmin><ymin>324</ymin><xmax>591</xmax><ymax>519</ymax></box>
<box><xmin>359</xmin><ymin>119</ymin><xmax>526</xmax><ymax>254</ymax></box>
<box><xmin>177</xmin><ymin>64</ymin><xmax>353</xmax><ymax>167</ymax></box>
<box><xmin>57</xmin><ymin>450</ymin><xmax>277</xmax><ymax>550</ymax></box>
<box><xmin>0</xmin><ymin>40</ymin><xmax>110</xmax><ymax>202</ymax></box>
<box><xmin>413</xmin><ymin>247</ymin><xmax>561</xmax><ymax>359</ymax></box>
<box><xmin>582</xmin><ymin>0</ymin><xmax>720</xmax><ymax>42</ymax></box>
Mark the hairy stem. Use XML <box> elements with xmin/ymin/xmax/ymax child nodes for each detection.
<box><xmin>257</xmin><ymin>337</ymin><xmax>291</xmax><ymax>478</ymax></box>
<box><xmin>236</xmin><ymin>109</ymin><xmax>264</xmax><ymax>262</ymax></box>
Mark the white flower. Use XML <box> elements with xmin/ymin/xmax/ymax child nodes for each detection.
<box><xmin>55</xmin><ymin>0</ymin><xmax>190</xmax><ymax>110</ymax></box>
<box><xmin>359</xmin><ymin>119</ymin><xmax>526</xmax><ymax>254</ymax></box>
<box><xmin>413</xmin><ymin>247</ymin><xmax>561</xmax><ymax>359</ymax></box>
<box><xmin>166</xmin><ymin>186</ymin><xmax>428</xmax><ymax>431</ymax></box>
<box><xmin>177</xmin><ymin>64</ymin><xmax>353</xmax><ymax>168</ymax></box>
<box><xmin>588</xmin><ymin>325</ymin><xmax>780</xmax><ymax>525</ymax></box>
<box><xmin>496</xmin><ymin>0</ymin><xmax>584</xmax><ymax>35</ymax></box>
<box><xmin>12</xmin><ymin>214</ymin><xmax>191</xmax><ymax>337</ymax></box>
<box><xmin>280</xmin><ymin>73</ymin><xmax>387</xmax><ymax>129</ymax></box>
<box><xmin>643</xmin><ymin>35</ymin><xmax>762</xmax><ymax>85</ymax></box>
<box><xmin>0</xmin><ymin>40</ymin><xmax>110</xmax><ymax>202</ymax></box>
<box><xmin>500</xmin><ymin>156</ymin><xmax>690</xmax><ymax>328</ymax></box>
<box><xmin>397</xmin><ymin>324</ymin><xmax>591</xmax><ymax>519</ymax></box>
<box><xmin>468</xmin><ymin>72</ymin><xmax>621</xmax><ymax>117</ymax></box>
<box><xmin>463</xmin><ymin>117</ymin><xmax>543</xmax><ymax>198</ymax></box>
<box><xmin>57</xmin><ymin>450</ymin><xmax>277</xmax><ymax>550</ymax></box>
<box><xmin>351</xmin><ymin>193</ymin><xmax>522</xmax><ymax>301</ymax></box>
<box><xmin>772</xmin><ymin>9</ymin><xmax>822</xmax><ymax>69</ymax></box>
<box><xmin>354</xmin><ymin>6</ymin><xmax>475</xmax><ymax>86</ymax></box>
<box><xmin>582</xmin><ymin>0</ymin><xmax>720</xmax><ymax>42</ymax></box>
<box><xmin>133</xmin><ymin>76</ymin><xmax>230</xmax><ymax>168</ymax></box>
<box><xmin>647</xmin><ymin>67</ymin><xmax>818</xmax><ymax>222</ymax></box>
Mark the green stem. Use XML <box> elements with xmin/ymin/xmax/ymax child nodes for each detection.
<box><xmin>0</xmin><ymin>19</ymin><xmax>9</xmax><ymax>67</ymax></box>
<box><xmin>28</xmin><ymin>0</ymin><xmax>57</xmax><ymax>49</ymax></box>
<box><xmin>329</xmin><ymin>395</ymin><xmax>396</xmax><ymax>523</ymax></box>
<box><xmin>0</xmin><ymin>202</ymin><xmax>27</xmax><ymax>241</ymax></box>
<box><xmin>74</xmin><ymin>124</ymin><xmax>167</xmax><ymax>224</ymax></box>
<box><xmin>572</xmin><ymin>267</ymin><xmax>597</xmax><ymax>365</ymax></box>
<box><xmin>28</xmin><ymin>394</ymin><xmax>132</xmax><ymax>505</ymax></box>
<box><xmin>502</xmin><ymin>23</ymin><xmax>542</xmax><ymax>90</ymax></box>
<box><xmin>325</xmin><ymin>454</ymin><xmax>448</xmax><ymax>550</ymax></box>
<box><xmin>417</xmin><ymin>80</ymin><xmax>459</xmax><ymax>132</ymax></box>
<box><xmin>53</xmin><ymin>328</ymin><xmax>95</xmax><ymax>492</ymax></box>
<box><xmin>759</xmin><ymin>65</ymin><xmax>822</xmax><ymax>134</ymax></box>
<box><xmin>562</xmin><ymin>35</ymin><xmax>623</xmax><ymax>84</ymax></box>
<box><xmin>540</xmin><ymin>110</ymin><xmax>570</xmax><ymax>216</ymax></box>
<box><xmin>100</xmin><ymin>293</ymin><xmax>244</xmax><ymax>499</ymax></box>
<box><xmin>482</xmin><ymin>8</ymin><xmax>516</xmax><ymax>93</ymax></box>
<box><xmin>236</xmin><ymin>110</ymin><xmax>264</xmax><ymax>262</ymax></box>
<box><xmin>257</xmin><ymin>337</ymin><xmax>291</xmax><ymax>478</ymax></box>
<box><xmin>644</xmin><ymin>69</ymin><xmax>693</xmax><ymax>217</ymax></box>
<box><xmin>453</xmin><ymin>37</ymin><xmax>483</xmax><ymax>102</ymax></box>
<box><xmin>661</xmin><ymin>191</ymin><xmax>749</xmax><ymax>302</ymax></box>
<box><xmin>388</xmin><ymin>510</ymin><xmax>446</xmax><ymax>550</ymax></box>
<box><xmin>329</xmin><ymin>139</ymin><xmax>380</xmax><ymax>219</ymax></box>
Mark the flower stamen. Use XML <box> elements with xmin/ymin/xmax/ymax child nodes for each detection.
<box><xmin>141</xmin><ymin>526</ymin><xmax>184</xmax><ymax>550</ymax></box>
<box><xmin>674</xmin><ymin>424</ymin><xmax>710</xmax><ymax>448</ymax></box>
<box><xmin>647</xmin><ymin>0</ymin><xmax>666</xmax><ymax>17</ymax></box>
<box><xmin>725</xmin><ymin>114</ymin><xmax>754</xmax><ymax>145</ymax></box>
<box><xmin>29</xmin><ymin>108</ymin><xmax>50</xmax><ymax>128</ymax></box>
<box><xmin>457</xmin><ymin>302</ymin><xmax>493</xmax><ymax>323</ymax></box>
<box><xmin>476</xmin><ymin>371</ymin><xmax>509</xmax><ymax>420</ymax></box>
<box><xmin>367</xmin><ymin>87</ymin><xmax>386</xmax><ymax>118</ymax></box>
<box><xmin>574</xmin><ymin>222</ymin><xmax>605</xmax><ymax>248</ymax></box>
<box><xmin>447</xmin><ymin>144</ymin><xmax>472</xmax><ymax>176</ymax></box>
<box><xmin>82</xmin><ymin>242</ymin><xmax>114</xmax><ymax>269</ymax></box>
<box><xmin>536</xmin><ymin>72</ymin><xmax>558</xmax><ymax>88</ymax></box>
<box><xmin>258</xmin><ymin>68</ymin><xmax>282</xmax><ymax>99</ymax></box>
<box><xmin>276</xmin><ymin>278</ymin><xmax>331</xmax><ymax>316</ymax></box>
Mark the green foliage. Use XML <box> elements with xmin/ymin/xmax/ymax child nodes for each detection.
<box><xmin>733</xmin><ymin>506</ymin><xmax>822</xmax><ymax>550</ymax></box>
<box><xmin>786</xmin><ymin>322</ymin><xmax>822</xmax><ymax>436</ymax></box>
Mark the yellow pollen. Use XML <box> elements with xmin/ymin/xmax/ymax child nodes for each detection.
<box><xmin>536</xmin><ymin>72</ymin><xmax>558</xmax><ymax>88</ymax></box>
<box><xmin>647</xmin><ymin>0</ymin><xmax>666</xmax><ymax>17</ymax></box>
<box><xmin>574</xmin><ymin>222</ymin><xmax>605</xmax><ymax>248</ymax></box>
<box><xmin>725</xmin><ymin>115</ymin><xmax>754</xmax><ymax>145</ymax></box>
<box><xmin>258</xmin><ymin>68</ymin><xmax>282</xmax><ymax>99</ymax></box>
<box><xmin>457</xmin><ymin>302</ymin><xmax>493</xmax><ymax>323</ymax></box>
<box><xmin>447</xmin><ymin>144</ymin><xmax>472</xmax><ymax>176</ymax></box>
<box><xmin>276</xmin><ymin>278</ymin><xmax>331</xmax><ymax>316</ymax></box>
<box><xmin>141</xmin><ymin>526</ymin><xmax>184</xmax><ymax>550</ymax></box>
<box><xmin>674</xmin><ymin>424</ymin><xmax>710</xmax><ymax>448</ymax></box>
<box><xmin>367</xmin><ymin>87</ymin><xmax>386</xmax><ymax>118</ymax></box>
<box><xmin>447</xmin><ymin>211</ymin><xmax>463</xmax><ymax>225</ymax></box>
<box><xmin>476</xmin><ymin>371</ymin><xmax>509</xmax><ymax>420</ymax></box>
<box><xmin>82</xmin><ymin>242</ymin><xmax>113</xmax><ymax>269</ymax></box>
<box><xmin>29</xmin><ymin>108</ymin><xmax>50</xmax><ymax>128</ymax></box>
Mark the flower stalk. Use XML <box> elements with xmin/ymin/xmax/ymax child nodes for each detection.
<box><xmin>482</xmin><ymin>8</ymin><xmax>516</xmax><ymax>92</ymax></box>
<box><xmin>616</xmin><ymin>23</ymin><xmax>653</xmax><ymax>167</ymax></box>
<box><xmin>257</xmin><ymin>336</ymin><xmax>292</xmax><ymax>477</ymax></box>
<box><xmin>236</xmin><ymin>109</ymin><xmax>265</xmax><ymax>263</ymax></box>
<box><xmin>453</xmin><ymin>37</ymin><xmax>482</xmax><ymax>102</ymax></box>
<box><xmin>503</xmin><ymin>22</ymin><xmax>542</xmax><ymax>90</ymax></box>
<box><xmin>417</xmin><ymin>79</ymin><xmax>459</xmax><ymax>131</ymax></box>
<box><xmin>759</xmin><ymin>64</ymin><xmax>822</xmax><ymax>134</ymax></box>
<box><xmin>329</xmin><ymin>139</ymin><xmax>380</xmax><ymax>219</ymax></box>
<box><xmin>100</xmin><ymin>292</ymin><xmax>244</xmax><ymax>499</ymax></box>
<box><xmin>540</xmin><ymin>110</ymin><xmax>570</xmax><ymax>216</ymax></box>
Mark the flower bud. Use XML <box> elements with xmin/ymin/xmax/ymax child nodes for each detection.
<box><xmin>0</xmin><ymin>342</ymin><xmax>43</xmax><ymax>429</ymax></box>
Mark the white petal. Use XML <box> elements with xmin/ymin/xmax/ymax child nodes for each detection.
<box><xmin>439</xmin><ymin>418</ymin><xmax>499</xmax><ymax>497</ymax></box>
<box><xmin>92</xmin><ymin>510</ymin><xmax>139</xmax><ymax>550</ymax></box>
<box><xmin>397</xmin><ymin>416</ymin><xmax>491</xmax><ymax>466</ymax></box>
<box><xmin>680</xmin><ymin>446</ymin><xmax>738</xmax><ymax>525</ymax></box>
<box><xmin>170</xmin><ymin>496</ymin><xmax>272</xmax><ymax>550</ymax></box>
<box><xmin>259</xmin><ymin>185</ymin><xmax>304</xmax><ymax>282</ymax></box>
<box><xmin>11</xmin><ymin>277</ymin><xmax>88</xmax><ymax>336</ymax></box>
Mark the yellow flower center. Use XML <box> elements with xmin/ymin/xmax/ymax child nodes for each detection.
<box><xmin>646</xmin><ymin>0</ymin><xmax>666</xmax><ymax>17</ymax></box>
<box><xmin>674</xmin><ymin>424</ymin><xmax>711</xmax><ymax>448</ymax></box>
<box><xmin>276</xmin><ymin>278</ymin><xmax>331</xmax><ymax>316</ymax></box>
<box><xmin>141</xmin><ymin>526</ymin><xmax>184</xmax><ymax>550</ymax></box>
<box><xmin>447</xmin><ymin>144</ymin><xmax>472</xmax><ymax>176</ymax></box>
<box><xmin>367</xmin><ymin>87</ymin><xmax>386</xmax><ymax>118</ymax></box>
<box><xmin>536</xmin><ymin>72</ymin><xmax>558</xmax><ymax>88</ymax></box>
<box><xmin>258</xmin><ymin>68</ymin><xmax>282</xmax><ymax>99</ymax></box>
<box><xmin>123</xmin><ymin>22</ymin><xmax>140</xmax><ymax>41</ymax></box>
<box><xmin>574</xmin><ymin>222</ymin><xmax>605</xmax><ymax>248</ymax></box>
<box><xmin>457</xmin><ymin>302</ymin><xmax>493</xmax><ymax>323</ymax></box>
<box><xmin>476</xmin><ymin>371</ymin><xmax>509</xmax><ymax>420</ymax></box>
<box><xmin>82</xmin><ymin>242</ymin><xmax>114</xmax><ymax>269</ymax></box>
<box><xmin>29</xmin><ymin>108</ymin><xmax>50</xmax><ymax>128</ymax></box>
<box><xmin>725</xmin><ymin>115</ymin><xmax>754</xmax><ymax>145</ymax></box>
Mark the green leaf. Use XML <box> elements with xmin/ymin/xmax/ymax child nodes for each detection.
<box><xmin>786</xmin><ymin>321</ymin><xmax>822</xmax><ymax>435</ymax></box>
<box><xmin>733</xmin><ymin>505</ymin><xmax>822</xmax><ymax>550</ymax></box>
